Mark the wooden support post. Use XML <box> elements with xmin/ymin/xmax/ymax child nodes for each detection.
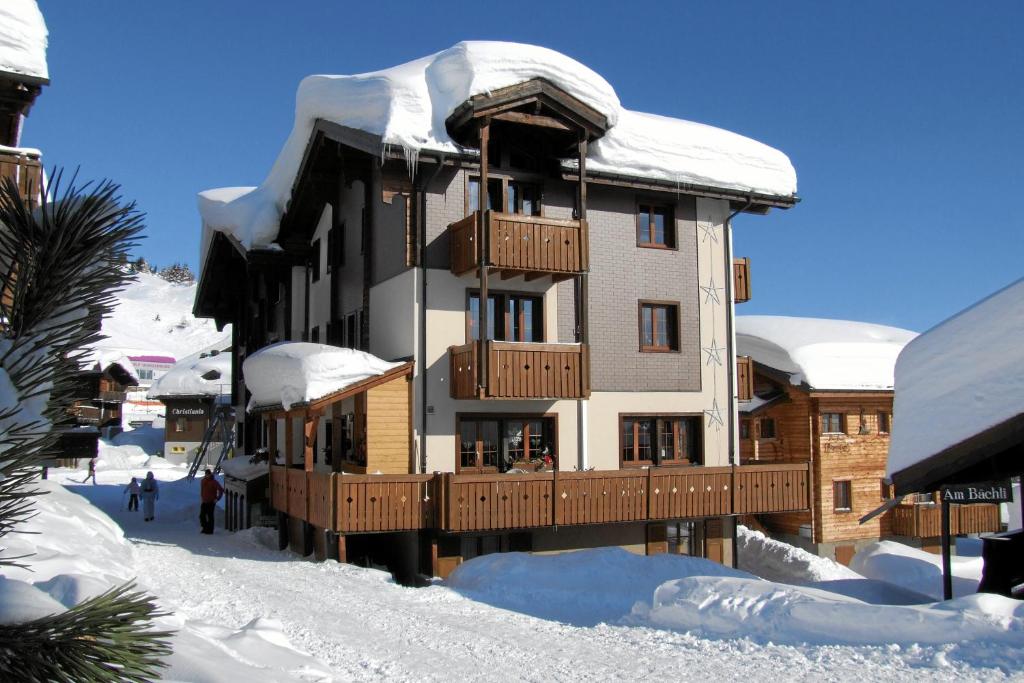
<box><xmin>941</xmin><ymin>498</ymin><xmax>953</xmax><ymax>600</ymax></box>
<box><xmin>577</xmin><ymin>134</ymin><xmax>589</xmax><ymax>347</ymax></box>
<box><xmin>284</xmin><ymin>414</ymin><xmax>294</xmax><ymax>468</ymax></box>
<box><xmin>268</xmin><ymin>418</ymin><xmax>278</xmax><ymax>464</ymax></box>
<box><xmin>303</xmin><ymin>414</ymin><xmax>320</xmax><ymax>472</ymax></box>
<box><xmin>477</xmin><ymin>119</ymin><xmax>490</xmax><ymax>398</ymax></box>
<box><xmin>337</xmin><ymin>534</ymin><xmax>347</xmax><ymax>564</ymax></box>
<box><xmin>646</xmin><ymin>522</ymin><xmax>668</xmax><ymax>555</ymax></box>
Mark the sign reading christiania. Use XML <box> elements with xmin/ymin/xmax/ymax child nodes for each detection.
<box><xmin>940</xmin><ymin>480</ymin><xmax>1013</xmax><ymax>504</ymax></box>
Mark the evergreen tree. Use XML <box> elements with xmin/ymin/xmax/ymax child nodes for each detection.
<box><xmin>157</xmin><ymin>262</ymin><xmax>194</xmax><ymax>284</ymax></box>
<box><xmin>0</xmin><ymin>171</ymin><xmax>172</xmax><ymax>681</ymax></box>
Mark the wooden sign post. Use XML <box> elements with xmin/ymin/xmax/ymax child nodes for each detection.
<box><xmin>938</xmin><ymin>480</ymin><xmax>1013</xmax><ymax>600</ymax></box>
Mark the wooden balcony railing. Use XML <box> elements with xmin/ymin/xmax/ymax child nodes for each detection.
<box><xmin>888</xmin><ymin>502</ymin><xmax>1001</xmax><ymax>538</ymax></box>
<box><xmin>733</xmin><ymin>257</ymin><xmax>751</xmax><ymax>304</ymax></box>
<box><xmin>449</xmin><ymin>340</ymin><xmax>589</xmax><ymax>400</ymax></box>
<box><xmin>449</xmin><ymin>210</ymin><xmax>588</xmax><ymax>277</ymax></box>
<box><xmin>0</xmin><ymin>148</ymin><xmax>43</xmax><ymax>207</ymax></box>
<box><xmin>269</xmin><ymin>462</ymin><xmax>810</xmax><ymax>536</ymax></box>
<box><xmin>98</xmin><ymin>390</ymin><xmax>127</xmax><ymax>403</ymax></box>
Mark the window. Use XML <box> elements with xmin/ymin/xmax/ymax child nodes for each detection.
<box><xmin>174</xmin><ymin>417</ymin><xmax>187</xmax><ymax>433</ymax></box>
<box><xmin>339</xmin><ymin>413</ymin><xmax>362</xmax><ymax>466</ymax></box>
<box><xmin>310</xmin><ymin>326</ymin><xmax>320</xmax><ymax>344</ymax></box>
<box><xmin>328</xmin><ymin>222</ymin><xmax>345</xmax><ymax>271</ymax></box>
<box><xmin>822</xmin><ymin>412</ymin><xmax>845</xmax><ymax>434</ymax></box>
<box><xmin>458</xmin><ymin>415</ymin><xmax>556</xmax><ymax>472</ymax></box>
<box><xmin>739</xmin><ymin>419</ymin><xmax>751</xmax><ymax>439</ymax></box>
<box><xmin>310</xmin><ymin>238</ymin><xmax>321</xmax><ymax>283</ymax></box>
<box><xmin>138</xmin><ymin>369</ymin><xmax>154</xmax><ymax>380</ymax></box>
<box><xmin>639</xmin><ymin>302</ymin><xmax>680</xmax><ymax>352</ymax></box>
<box><xmin>468</xmin><ymin>292</ymin><xmax>543</xmax><ymax>343</ymax></box>
<box><xmin>759</xmin><ymin>417</ymin><xmax>776</xmax><ymax>439</ymax></box>
<box><xmin>833</xmin><ymin>480</ymin><xmax>852</xmax><ymax>512</ymax></box>
<box><xmin>878</xmin><ymin>411</ymin><xmax>890</xmax><ymax>434</ymax></box>
<box><xmin>637</xmin><ymin>203</ymin><xmax>675</xmax><ymax>248</ymax></box>
<box><xmin>323</xmin><ymin>421</ymin><xmax>333</xmax><ymax>466</ymax></box>
<box><xmin>621</xmin><ymin>415</ymin><xmax>701</xmax><ymax>466</ymax></box>
<box><xmin>468</xmin><ymin>177</ymin><xmax>541</xmax><ymax>216</ymax></box>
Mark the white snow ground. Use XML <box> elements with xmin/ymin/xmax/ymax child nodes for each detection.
<box><xmin>7</xmin><ymin>440</ymin><xmax>1022</xmax><ymax>681</ymax></box>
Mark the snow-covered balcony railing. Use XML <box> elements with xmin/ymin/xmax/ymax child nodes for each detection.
<box><xmin>888</xmin><ymin>501</ymin><xmax>1001</xmax><ymax>538</ymax></box>
<box><xmin>269</xmin><ymin>462</ymin><xmax>810</xmax><ymax>536</ymax></box>
<box><xmin>449</xmin><ymin>340</ymin><xmax>589</xmax><ymax>400</ymax></box>
<box><xmin>449</xmin><ymin>210</ymin><xmax>588</xmax><ymax>279</ymax></box>
<box><xmin>0</xmin><ymin>145</ymin><xmax>43</xmax><ymax>207</ymax></box>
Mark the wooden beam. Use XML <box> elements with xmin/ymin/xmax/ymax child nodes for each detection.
<box><xmin>499</xmin><ymin>269</ymin><xmax>519</xmax><ymax>281</ymax></box>
<box><xmin>303</xmin><ymin>414</ymin><xmax>320</xmax><ymax>472</ymax></box>
<box><xmin>478</xmin><ymin>119</ymin><xmax>490</xmax><ymax>397</ymax></box>
<box><xmin>491</xmin><ymin>110</ymin><xmax>571</xmax><ymax>132</ymax></box>
<box><xmin>268</xmin><ymin>418</ymin><xmax>278</xmax><ymax>464</ymax></box>
<box><xmin>523</xmin><ymin>271</ymin><xmax>547</xmax><ymax>282</ymax></box>
<box><xmin>284</xmin><ymin>416</ymin><xmax>294</xmax><ymax>468</ymax></box>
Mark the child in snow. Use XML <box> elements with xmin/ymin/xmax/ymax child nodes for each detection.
<box><xmin>80</xmin><ymin>456</ymin><xmax>97</xmax><ymax>485</ymax></box>
<box><xmin>140</xmin><ymin>471</ymin><xmax>159</xmax><ymax>521</ymax></box>
<box><xmin>125</xmin><ymin>477</ymin><xmax>140</xmax><ymax>511</ymax></box>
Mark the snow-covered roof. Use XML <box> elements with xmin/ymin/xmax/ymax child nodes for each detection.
<box><xmin>736</xmin><ymin>316</ymin><xmax>916</xmax><ymax>391</ymax></box>
<box><xmin>887</xmin><ymin>278</ymin><xmax>1024</xmax><ymax>479</ymax></box>
<box><xmin>0</xmin><ymin>0</ymin><xmax>48</xmax><ymax>82</ymax></box>
<box><xmin>79</xmin><ymin>350</ymin><xmax>139</xmax><ymax>384</ymax></box>
<box><xmin>147</xmin><ymin>349</ymin><xmax>231</xmax><ymax>399</ymax></box>
<box><xmin>243</xmin><ymin>343</ymin><xmax>404</xmax><ymax>411</ymax></box>
<box><xmin>221</xmin><ymin>455</ymin><xmax>269</xmax><ymax>482</ymax></box>
<box><xmin>199</xmin><ymin>41</ymin><xmax>797</xmax><ymax>252</ymax></box>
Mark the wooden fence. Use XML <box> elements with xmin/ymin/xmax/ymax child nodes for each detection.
<box><xmin>270</xmin><ymin>462</ymin><xmax>810</xmax><ymax>536</ymax></box>
<box><xmin>889</xmin><ymin>502</ymin><xmax>1001</xmax><ymax>537</ymax></box>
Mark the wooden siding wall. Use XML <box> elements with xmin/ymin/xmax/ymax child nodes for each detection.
<box><xmin>365</xmin><ymin>375</ymin><xmax>412</xmax><ymax>474</ymax></box>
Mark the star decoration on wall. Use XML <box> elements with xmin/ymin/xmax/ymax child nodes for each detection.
<box><xmin>700</xmin><ymin>276</ymin><xmax>722</xmax><ymax>306</ymax></box>
<box><xmin>705</xmin><ymin>398</ymin><xmax>725</xmax><ymax>431</ymax></box>
<box><xmin>699</xmin><ymin>218</ymin><xmax>718</xmax><ymax>244</ymax></box>
<box><xmin>703</xmin><ymin>338</ymin><xmax>725</xmax><ymax>366</ymax></box>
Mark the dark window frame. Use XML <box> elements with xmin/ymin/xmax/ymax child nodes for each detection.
<box><xmin>636</xmin><ymin>201</ymin><xmax>677</xmax><ymax>249</ymax></box>
<box><xmin>758</xmin><ymin>417</ymin><xmax>777</xmax><ymax>440</ymax></box>
<box><xmin>310</xmin><ymin>238</ymin><xmax>321</xmax><ymax>283</ymax></box>
<box><xmin>739</xmin><ymin>419</ymin><xmax>751</xmax><ymax>440</ymax></box>
<box><xmin>455</xmin><ymin>413</ymin><xmax>559</xmax><ymax>474</ymax></box>
<box><xmin>877</xmin><ymin>411</ymin><xmax>891</xmax><ymax>434</ymax></box>
<box><xmin>467</xmin><ymin>175</ymin><xmax>543</xmax><ymax>218</ymax></box>
<box><xmin>466</xmin><ymin>289</ymin><xmax>544</xmax><ymax>344</ymax></box>
<box><xmin>822</xmin><ymin>412</ymin><xmax>845</xmax><ymax>435</ymax></box>
<box><xmin>618</xmin><ymin>413</ymin><xmax>702</xmax><ymax>467</ymax></box>
<box><xmin>833</xmin><ymin>480</ymin><xmax>853</xmax><ymax>512</ymax></box>
<box><xmin>638</xmin><ymin>300</ymin><xmax>681</xmax><ymax>353</ymax></box>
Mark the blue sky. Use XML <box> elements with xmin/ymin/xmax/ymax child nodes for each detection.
<box><xmin>29</xmin><ymin>1</ymin><xmax>1023</xmax><ymax>332</ymax></box>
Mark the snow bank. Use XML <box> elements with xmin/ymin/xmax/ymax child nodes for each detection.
<box><xmin>737</xmin><ymin>525</ymin><xmax>860</xmax><ymax>583</ymax></box>
<box><xmin>243</xmin><ymin>342</ymin><xmax>403</xmax><ymax>410</ymax></box>
<box><xmin>0</xmin><ymin>0</ymin><xmax>47</xmax><ymax>82</ymax></box>
<box><xmin>851</xmin><ymin>540</ymin><xmax>983</xmax><ymax>600</ymax></box>
<box><xmin>148</xmin><ymin>348</ymin><xmax>231</xmax><ymax>399</ymax></box>
<box><xmin>888</xmin><ymin>277</ymin><xmax>1024</xmax><ymax>478</ymax></box>
<box><xmin>199</xmin><ymin>41</ymin><xmax>796</xmax><ymax>252</ymax></box>
<box><xmin>736</xmin><ymin>315</ymin><xmax>916</xmax><ymax>390</ymax></box>
<box><xmin>641</xmin><ymin>575</ymin><xmax>1024</xmax><ymax>647</ymax></box>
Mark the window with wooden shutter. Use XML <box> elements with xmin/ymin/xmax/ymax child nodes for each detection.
<box><xmin>736</xmin><ymin>355</ymin><xmax>753</xmax><ymax>401</ymax></box>
<box><xmin>733</xmin><ymin>257</ymin><xmax>751</xmax><ymax>303</ymax></box>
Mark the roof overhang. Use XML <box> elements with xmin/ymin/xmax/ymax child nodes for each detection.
<box><xmin>250</xmin><ymin>361</ymin><xmax>413</xmax><ymax>418</ymax></box>
<box><xmin>193</xmin><ymin>231</ymin><xmax>249</xmax><ymax>328</ymax></box>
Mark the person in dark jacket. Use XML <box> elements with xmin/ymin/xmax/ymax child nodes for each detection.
<box><xmin>199</xmin><ymin>469</ymin><xmax>224</xmax><ymax>534</ymax></box>
<box><xmin>80</xmin><ymin>457</ymin><xmax>97</xmax><ymax>485</ymax></box>
<box><xmin>140</xmin><ymin>471</ymin><xmax>159</xmax><ymax>521</ymax></box>
<box><xmin>125</xmin><ymin>476</ymin><xmax>140</xmax><ymax>511</ymax></box>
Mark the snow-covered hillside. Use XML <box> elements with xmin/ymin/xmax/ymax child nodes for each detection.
<box><xmin>92</xmin><ymin>271</ymin><xmax>230</xmax><ymax>361</ymax></box>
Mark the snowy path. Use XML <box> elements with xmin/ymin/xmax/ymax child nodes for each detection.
<box><xmin>63</xmin><ymin>473</ymin><xmax>1022</xmax><ymax>682</ymax></box>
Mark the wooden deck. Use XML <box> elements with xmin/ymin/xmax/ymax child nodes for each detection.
<box><xmin>449</xmin><ymin>210</ymin><xmax>588</xmax><ymax>277</ymax></box>
<box><xmin>270</xmin><ymin>462</ymin><xmax>810</xmax><ymax>535</ymax></box>
<box><xmin>888</xmin><ymin>502</ymin><xmax>1001</xmax><ymax>537</ymax></box>
<box><xmin>449</xmin><ymin>340</ymin><xmax>589</xmax><ymax>399</ymax></box>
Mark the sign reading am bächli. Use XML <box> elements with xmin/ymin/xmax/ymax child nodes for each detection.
<box><xmin>941</xmin><ymin>481</ymin><xmax>1013</xmax><ymax>504</ymax></box>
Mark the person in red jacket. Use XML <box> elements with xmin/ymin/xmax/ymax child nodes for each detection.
<box><xmin>199</xmin><ymin>469</ymin><xmax>224</xmax><ymax>534</ymax></box>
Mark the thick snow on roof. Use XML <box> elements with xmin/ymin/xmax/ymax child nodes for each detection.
<box><xmin>736</xmin><ymin>316</ymin><xmax>916</xmax><ymax>391</ymax></box>
<box><xmin>0</xmin><ymin>0</ymin><xmax>48</xmax><ymax>81</ymax></box>
<box><xmin>147</xmin><ymin>349</ymin><xmax>231</xmax><ymax>399</ymax></box>
<box><xmin>79</xmin><ymin>349</ymin><xmax>139</xmax><ymax>384</ymax></box>
<box><xmin>887</xmin><ymin>278</ymin><xmax>1024</xmax><ymax>478</ymax></box>
<box><xmin>243</xmin><ymin>342</ymin><xmax>403</xmax><ymax>411</ymax></box>
<box><xmin>199</xmin><ymin>41</ymin><xmax>796</xmax><ymax>251</ymax></box>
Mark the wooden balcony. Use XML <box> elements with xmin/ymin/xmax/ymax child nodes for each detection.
<box><xmin>889</xmin><ymin>502</ymin><xmax>1001</xmax><ymax>538</ymax></box>
<box><xmin>98</xmin><ymin>390</ymin><xmax>127</xmax><ymax>403</ymax></box>
<box><xmin>449</xmin><ymin>210</ymin><xmax>588</xmax><ymax>278</ymax></box>
<box><xmin>733</xmin><ymin>257</ymin><xmax>751</xmax><ymax>303</ymax></box>
<box><xmin>269</xmin><ymin>462</ymin><xmax>810</xmax><ymax>535</ymax></box>
<box><xmin>449</xmin><ymin>340</ymin><xmax>589</xmax><ymax>400</ymax></box>
<box><xmin>0</xmin><ymin>148</ymin><xmax>43</xmax><ymax>207</ymax></box>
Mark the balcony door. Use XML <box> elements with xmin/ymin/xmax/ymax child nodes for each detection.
<box><xmin>468</xmin><ymin>292</ymin><xmax>543</xmax><ymax>343</ymax></box>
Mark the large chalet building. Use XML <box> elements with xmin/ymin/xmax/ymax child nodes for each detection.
<box><xmin>195</xmin><ymin>42</ymin><xmax>808</xmax><ymax>577</ymax></box>
<box><xmin>736</xmin><ymin>316</ymin><xmax>1002</xmax><ymax>563</ymax></box>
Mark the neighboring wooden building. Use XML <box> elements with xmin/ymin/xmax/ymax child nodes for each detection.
<box><xmin>56</xmin><ymin>355</ymin><xmax>139</xmax><ymax>464</ymax></box>
<box><xmin>736</xmin><ymin>316</ymin><xmax>1001</xmax><ymax>564</ymax></box>
<box><xmin>193</xmin><ymin>43</ymin><xmax>809</xmax><ymax>579</ymax></box>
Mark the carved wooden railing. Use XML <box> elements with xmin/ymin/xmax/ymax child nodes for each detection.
<box><xmin>0</xmin><ymin>148</ymin><xmax>42</xmax><ymax>207</ymax></box>
<box><xmin>449</xmin><ymin>341</ymin><xmax>589</xmax><ymax>400</ymax></box>
<box><xmin>889</xmin><ymin>502</ymin><xmax>1001</xmax><ymax>537</ymax></box>
<box><xmin>449</xmin><ymin>210</ymin><xmax>588</xmax><ymax>277</ymax></box>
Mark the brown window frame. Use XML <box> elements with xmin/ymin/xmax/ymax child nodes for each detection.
<box><xmin>467</xmin><ymin>175</ymin><xmax>543</xmax><ymax>218</ymax></box>
<box><xmin>877</xmin><ymin>411</ymin><xmax>891</xmax><ymax>434</ymax></box>
<box><xmin>455</xmin><ymin>413</ymin><xmax>558</xmax><ymax>473</ymax></box>
<box><xmin>638</xmin><ymin>301</ymin><xmax>681</xmax><ymax>353</ymax></box>
<box><xmin>739</xmin><ymin>419</ymin><xmax>751</xmax><ymax>440</ymax></box>
<box><xmin>758</xmin><ymin>417</ymin><xmax>777</xmax><ymax>440</ymax></box>
<box><xmin>833</xmin><ymin>480</ymin><xmax>853</xmax><ymax>512</ymax></box>
<box><xmin>619</xmin><ymin>413</ymin><xmax>702</xmax><ymax>467</ymax></box>
<box><xmin>822</xmin><ymin>412</ymin><xmax>845</xmax><ymax>435</ymax></box>
<box><xmin>174</xmin><ymin>417</ymin><xmax>187</xmax><ymax>433</ymax></box>
<box><xmin>466</xmin><ymin>289</ymin><xmax>544</xmax><ymax>344</ymax></box>
<box><xmin>636</xmin><ymin>202</ymin><xmax>676</xmax><ymax>249</ymax></box>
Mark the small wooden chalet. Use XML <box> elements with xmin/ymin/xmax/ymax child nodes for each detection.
<box><xmin>736</xmin><ymin>316</ymin><xmax>1001</xmax><ymax>564</ymax></box>
<box><xmin>56</xmin><ymin>357</ymin><xmax>138</xmax><ymax>464</ymax></box>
